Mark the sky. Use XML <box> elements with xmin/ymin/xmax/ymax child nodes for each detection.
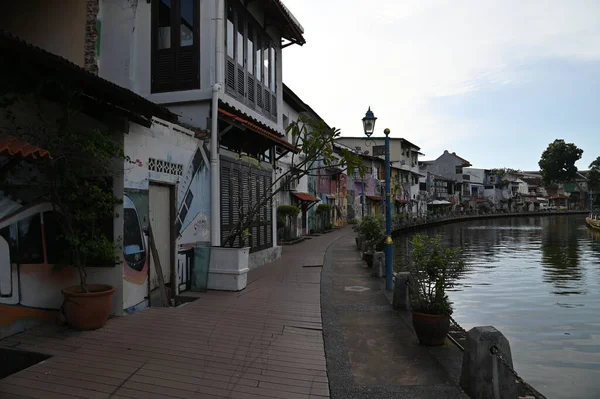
<box><xmin>281</xmin><ymin>0</ymin><xmax>600</xmax><ymax>171</ymax></box>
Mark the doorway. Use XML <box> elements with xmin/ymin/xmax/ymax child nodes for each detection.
<box><xmin>148</xmin><ymin>183</ymin><xmax>174</xmax><ymax>303</ymax></box>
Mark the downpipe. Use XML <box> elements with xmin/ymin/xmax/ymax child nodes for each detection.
<box><xmin>211</xmin><ymin>0</ymin><xmax>225</xmax><ymax>246</ymax></box>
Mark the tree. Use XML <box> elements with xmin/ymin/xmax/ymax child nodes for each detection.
<box><xmin>2</xmin><ymin>86</ymin><xmax>124</xmax><ymax>293</ymax></box>
<box><xmin>538</xmin><ymin>139</ymin><xmax>583</xmax><ymax>186</ymax></box>
<box><xmin>588</xmin><ymin>157</ymin><xmax>600</xmax><ymax>206</ymax></box>
<box><xmin>222</xmin><ymin>116</ymin><xmax>367</xmax><ymax>247</ymax></box>
<box><xmin>489</xmin><ymin>168</ymin><xmax>522</xmax><ymax>178</ymax></box>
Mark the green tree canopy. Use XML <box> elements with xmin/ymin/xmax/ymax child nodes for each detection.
<box><xmin>489</xmin><ymin>168</ymin><xmax>522</xmax><ymax>178</ymax></box>
<box><xmin>538</xmin><ymin>139</ymin><xmax>583</xmax><ymax>186</ymax></box>
<box><xmin>588</xmin><ymin>156</ymin><xmax>600</xmax><ymax>192</ymax></box>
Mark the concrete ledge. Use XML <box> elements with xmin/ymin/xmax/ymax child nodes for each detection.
<box><xmin>248</xmin><ymin>246</ymin><xmax>282</xmax><ymax>270</ymax></box>
<box><xmin>392</xmin><ymin>210</ymin><xmax>588</xmax><ymax>236</ymax></box>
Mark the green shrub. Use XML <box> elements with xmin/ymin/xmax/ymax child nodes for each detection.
<box><xmin>357</xmin><ymin>215</ymin><xmax>385</xmax><ymax>251</ymax></box>
<box><xmin>277</xmin><ymin>216</ymin><xmax>286</xmax><ymax>230</ymax></box>
<box><xmin>316</xmin><ymin>204</ymin><xmax>332</xmax><ymax>213</ymax></box>
<box><xmin>348</xmin><ymin>218</ymin><xmax>358</xmax><ymax>225</ymax></box>
<box><xmin>277</xmin><ymin>205</ymin><xmax>300</xmax><ymax>218</ymax></box>
<box><xmin>408</xmin><ymin>234</ymin><xmax>465</xmax><ymax>315</ymax></box>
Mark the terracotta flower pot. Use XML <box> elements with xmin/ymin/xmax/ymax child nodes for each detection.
<box><xmin>61</xmin><ymin>284</ymin><xmax>115</xmax><ymax>330</ymax></box>
<box><xmin>412</xmin><ymin>311</ymin><xmax>450</xmax><ymax>346</ymax></box>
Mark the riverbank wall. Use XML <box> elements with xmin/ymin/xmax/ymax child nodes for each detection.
<box><xmin>391</xmin><ymin>210</ymin><xmax>588</xmax><ymax>237</ymax></box>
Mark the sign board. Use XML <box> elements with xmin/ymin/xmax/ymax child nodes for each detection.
<box><xmin>372</xmin><ymin>146</ymin><xmax>385</xmax><ymax>156</ymax></box>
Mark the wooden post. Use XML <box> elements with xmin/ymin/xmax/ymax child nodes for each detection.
<box><xmin>148</xmin><ymin>223</ymin><xmax>169</xmax><ymax>307</ymax></box>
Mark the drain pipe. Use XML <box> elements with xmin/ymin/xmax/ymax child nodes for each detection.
<box><xmin>211</xmin><ymin>0</ymin><xmax>225</xmax><ymax>246</ymax></box>
<box><xmin>210</xmin><ymin>84</ymin><xmax>221</xmax><ymax>246</ymax></box>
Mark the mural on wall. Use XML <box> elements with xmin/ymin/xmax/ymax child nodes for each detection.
<box><xmin>122</xmin><ymin>190</ymin><xmax>149</xmax><ymax>286</ymax></box>
<box><xmin>122</xmin><ymin>126</ymin><xmax>211</xmax><ymax>310</ymax></box>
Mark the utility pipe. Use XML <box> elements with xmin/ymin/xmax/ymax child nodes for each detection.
<box><xmin>211</xmin><ymin>0</ymin><xmax>225</xmax><ymax>246</ymax></box>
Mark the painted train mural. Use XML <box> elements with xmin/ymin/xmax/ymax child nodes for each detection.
<box><xmin>0</xmin><ymin>121</ymin><xmax>211</xmax><ymax>336</ymax></box>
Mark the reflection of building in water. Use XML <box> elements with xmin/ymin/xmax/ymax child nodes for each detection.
<box><xmin>540</xmin><ymin>216</ymin><xmax>583</xmax><ymax>294</ymax></box>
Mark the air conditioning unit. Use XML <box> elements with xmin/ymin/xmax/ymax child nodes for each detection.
<box><xmin>282</xmin><ymin>176</ymin><xmax>298</xmax><ymax>191</ymax></box>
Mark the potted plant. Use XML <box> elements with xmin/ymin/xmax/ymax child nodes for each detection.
<box><xmin>358</xmin><ymin>216</ymin><xmax>385</xmax><ymax>267</ymax></box>
<box><xmin>46</xmin><ymin>128</ymin><xmax>123</xmax><ymax>330</ymax></box>
<box><xmin>408</xmin><ymin>234</ymin><xmax>465</xmax><ymax>346</ymax></box>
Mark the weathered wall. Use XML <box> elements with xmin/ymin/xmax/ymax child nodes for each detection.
<box><xmin>122</xmin><ymin>120</ymin><xmax>210</xmax><ymax>311</ymax></box>
<box><xmin>0</xmin><ymin>0</ymin><xmax>86</xmax><ymax>66</ymax></box>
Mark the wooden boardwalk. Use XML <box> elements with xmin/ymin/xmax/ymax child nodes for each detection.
<box><xmin>0</xmin><ymin>229</ymin><xmax>349</xmax><ymax>399</ymax></box>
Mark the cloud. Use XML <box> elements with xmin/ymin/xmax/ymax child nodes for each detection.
<box><xmin>282</xmin><ymin>0</ymin><xmax>600</xmax><ymax>158</ymax></box>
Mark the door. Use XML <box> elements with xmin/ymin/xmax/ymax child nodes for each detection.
<box><xmin>149</xmin><ymin>184</ymin><xmax>172</xmax><ymax>292</ymax></box>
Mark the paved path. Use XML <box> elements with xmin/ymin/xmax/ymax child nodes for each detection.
<box><xmin>0</xmin><ymin>229</ymin><xmax>349</xmax><ymax>399</ymax></box>
<box><xmin>321</xmin><ymin>233</ymin><xmax>468</xmax><ymax>399</ymax></box>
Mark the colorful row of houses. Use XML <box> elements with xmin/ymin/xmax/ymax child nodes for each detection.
<box><xmin>0</xmin><ymin>0</ymin><xmax>593</xmax><ymax>340</ymax></box>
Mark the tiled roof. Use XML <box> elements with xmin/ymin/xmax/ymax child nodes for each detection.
<box><xmin>366</xmin><ymin>195</ymin><xmax>384</xmax><ymax>201</ymax></box>
<box><xmin>218</xmin><ymin>108</ymin><xmax>298</xmax><ymax>153</ymax></box>
<box><xmin>268</xmin><ymin>1</ymin><xmax>305</xmax><ymax>45</ymax></box>
<box><xmin>549</xmin><ymin>194</ymin><xmax>569</xmax><ymax>199</ymax></box>
<box><xmin>454</xmin><ymin>154</ymin><xmax>471</xmax><ymax>166</ymax></box>
<box><xmin>0</xmin><ymin>30</ymin><xmax>177</xmax><ymax>123</ymax></box>
<box><xmin>292</xmin><ymin>192</ymin><xmax>320</xmax><ymax>202</ymax></box>
<box><xmin>0</xmin><ymin>131</ymin><xmax>50</xmax><ymax>160</ymax></box>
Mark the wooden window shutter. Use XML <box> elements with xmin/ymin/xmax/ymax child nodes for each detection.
<box><xmin>264</xmin><ymin>88</ymin><xmax>270</xmax><ymax>113</ymax></box>
<box><xmin>151</xmin><ymin>0</ymin><xmax>200</xmax><ymax>93</ymax></box>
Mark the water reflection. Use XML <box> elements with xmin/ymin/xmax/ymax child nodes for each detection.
<box><xmin>540</xmin><ymin>217</ymin><xmax>584</xmax><ymax>295</ymax></box>
<box><xmin>393</xmin><ymin>215</ymin><xmax>600</xmax><ymax>399</ymax></box>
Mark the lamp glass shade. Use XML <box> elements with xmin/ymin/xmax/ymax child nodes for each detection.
<box><xmin>362</xmin><ymin>107</ymin><xmax>377</xmax><ymax>137</ymax></box>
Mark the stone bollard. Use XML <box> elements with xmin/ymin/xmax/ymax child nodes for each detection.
<box><xmin>355</xmin><ymin>236</ymin><xmax>362</xmax><ymax>250</ymax></box>
<box><xmin>373</xmin><ymin>251</ymin><xmax>385</xmax><ymax>277</ymax></box>
<box><xmin>392</xmin><ymin>272</ymin><xmax>411</xmax><ymax>310</ymax></box>
<box><xmin>460</xmin><ymin>326</ymin><xmax>518</xmax><ymax>399</ymax></box>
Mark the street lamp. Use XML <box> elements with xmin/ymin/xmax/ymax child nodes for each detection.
<box><xmin>362</xmin><ymin>107</ymin><xmax>393</xmax><ymax>291</ymax></box>
<box><xmin>362</xmin><ymin>107</ymin><xmax>377</xmax><ymax>137</ymax></box>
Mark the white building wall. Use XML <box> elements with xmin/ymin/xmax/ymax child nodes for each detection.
<box><xmin>122</xmin><ymin>119</ymin><xmax>210</xmax><ymax>311</ymax></box>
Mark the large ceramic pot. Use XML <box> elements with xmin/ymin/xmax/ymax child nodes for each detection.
<box><xmin>412</xmin><ymin>311</ymin><xmax>450</xmax><ymax>346</ymax></box>
<box><xmin>61</xmin><ymin>284</ymin><xmax>115</xmax><ymax>330</ymax></box>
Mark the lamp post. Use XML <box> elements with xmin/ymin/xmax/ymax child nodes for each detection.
<box><xmin>362</xmin><ymin>107</ymin><xmax>393</xmax><ymax>291</ymax></box>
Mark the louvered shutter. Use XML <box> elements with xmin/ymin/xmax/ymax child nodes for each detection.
<box><xmin>264</xmin><ymin>88</ymin><xmax>271</xmax><ymax>114</ymax></box>
<box><xmin>178</xmin><ymin>46</ymin><xmax>199</xmax><ymax>91</ymax></box>
<box><xmin>237</xmin><ymin>67</ymin><xmax>245</xmax><ymax>97</ymax></box>
<box><xmin>226</xmin><ymin>58</ymin><xmax>236</xmax><ymax>92</ymax></box>
<box><xmin>271</xmin><ymin>94</ymin><xmax>277</xmax><ymax>120</ymax></box>
<box><xmin>152</xmin><ymin>51</ymin><xmax>176</xmax><ymax>93</ymax></box>
<box><xmin>257</xmin><ymin>87</ymin><xmax>263</xmax><ymax>109</ymax></box>
<box><xmin>247</xmin><ymin>75</ymin><xmax>255</xmax><ymax>106</ymax></box>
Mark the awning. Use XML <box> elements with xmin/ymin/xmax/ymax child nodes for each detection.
<box><xmin>396</xmin><ymin>199</ymin><xmax>409</xmax><ymax>204</ymax></box>
<box><xmin>428</xmin><ymin>200</ymin><xmax>452</xmax><ymax>205</ymax></box>
<box><xmin>366</xmin><ymin>195</ymin><xmax>384</xmax><ymax>201</ymax></box>
<box><xmin>326</xmin><ymin>194</ymin><xmax>336</xmax><ymax>200</ymax></box>
<box><xmin>261</xmin><ymin>0</ymin><xmax>305</xmax><ymax>45</ymax></box>
<box><xmin>292</xmin><ymin>192</ymin><xmax>320</xmax><ymax>202</ymax></box>
<box><xmin>0</xmin><ymin>31</ymin><xmax>177</xmax><ymax>125</ymax></box>
<box><xmin>218</xmin><ymin>108</ymin><xmax>298</xmax><ymax>153</ymax></box>
<box><xmin>0</xmin><ymin>131</ymin><xmax>50</xmax><ymax>160</ymax></box>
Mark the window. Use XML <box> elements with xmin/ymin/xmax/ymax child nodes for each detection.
<box><xmin>419</xmin><ymin>182</ymin><xmax>426</xmax><ymax>191</ymax></box>
<box><xmin>455</xmin><ymin>166</ymin><xmax>463</xmax><ymax>174</ymax></box>
<box><xmin>225</xmin><ymin>1</ymin><xmax>278</xmax><ymax>121</ymax></box>
<box><xmin>152</xmin><ymin>0</ymin><xmax>199</xmax><ymax>93</ymax></box>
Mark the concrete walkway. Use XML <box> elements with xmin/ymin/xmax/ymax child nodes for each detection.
<box><xmin>0</xmin><ymin>229</ymin><xmax>349</xmax><ymax>399</ymax></box>
<box><xmin>321</xmin><ymin>233</ymin><xmax>468</xmax><ymax>399</ymax></box>
<box><xmin>0</xmin><ymin>228</ymin><xmax>468</xmax><ymax>399</ymax></box>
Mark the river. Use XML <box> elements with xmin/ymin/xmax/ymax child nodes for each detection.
<box><xmin>394</xmin><ymin>214</ymin><xmax>600</xmax><ymax>399</ymax></box>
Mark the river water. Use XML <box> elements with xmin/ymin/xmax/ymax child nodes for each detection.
<box><xmin>394</xmin><ymin>214</ymin><xmax>600</xmax><ymax>399</ymax></box>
